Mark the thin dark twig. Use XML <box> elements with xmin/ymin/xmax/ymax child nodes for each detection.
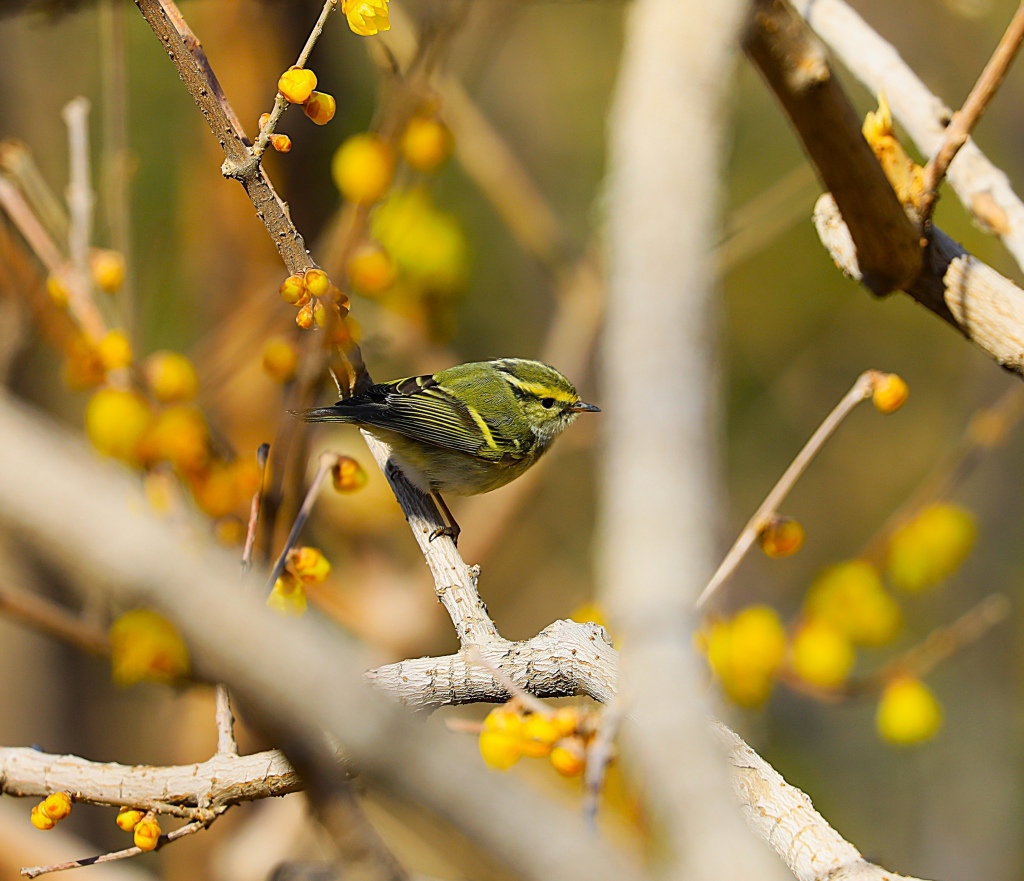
<box><xmin>265</xmin><ymin>451</ymin><xmax>339</xmax><ymax>592</ymax></box>
<box><xmin>252</xmin><ymin>0</ymin><xmax>339</xmax><ymax>159</ymax></box>
<box><xmin>20</xmin><ymin>820</ymin><xmax>208</xmax><ymax>878</ymax></box>
<box><xmin>242</xmin><ymin>442</ymin><xmax>270</xmax><ymax>574</ymax></box>
<box><xmin>919</xmin><ymin>2</ymin><xmax>1024</xmax><ymax>224</ymax></box>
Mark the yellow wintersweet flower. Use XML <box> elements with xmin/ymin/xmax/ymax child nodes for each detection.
<box><xmin>85</xmin><ymin>388</ymin><xmax>152</xmax><ymax>464</ymax></box>
<box><xmin>789</xmin><ymin>619</ymin><xmax>855</xmax><ymax>689</ymax></box>
<box><xmin>133</xmin><ymin>816</ymin><xmax>162</xmax><ymax>851</ymax></box>
<box><xmin>887</xmin><ymin>504</ymin><xmax>976</xmax><ymax>592</ymax></box>
<box><xmin>267</xmin><ymin>574</ymin><xmax>308</xmax><ymax>616</ymax></box>
<box><xmin>109</xmin><ymin>609</ymin><xmax>190</xmax><ymax>687</ymax></box>
<box><xmin>804</xmin><ymin>560</ymin><xmax>901</xmax><ymax>647</ymax></box>
<box><xmin>342</xmin><ymin>0</ymin><xmax>390</xmax><ymax>36</ymax></box>
<box><xmin>704</xmin><ymin>605</ymin><xmax>786</xmax><ymax>708</ymax></box>
<box><xmin>876</xmin><ymin>677</ymin><xmax>942</xmax><ymax>745</ymax></box>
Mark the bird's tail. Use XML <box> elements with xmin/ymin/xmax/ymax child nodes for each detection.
<box><xmin>290</xmin><ymin>406</ymin><xmax>353</xmax><ymax>423</ymax></box>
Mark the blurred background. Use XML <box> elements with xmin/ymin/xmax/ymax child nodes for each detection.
<box><xmin>1</xmin><ymin>0</ymin><xmax>1023</xmax><ymax>878</ymax></box>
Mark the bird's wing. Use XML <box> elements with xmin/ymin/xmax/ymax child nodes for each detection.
<box><xmin>331</xmin><ymin>375</ymin><xmax>507</xmax><ymax>458</ymax></box>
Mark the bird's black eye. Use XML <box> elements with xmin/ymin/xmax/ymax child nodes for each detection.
<box><xmin>541</xmin><ymin>397</ymin><xmax>556</xmax><ymax>409</ymax></box>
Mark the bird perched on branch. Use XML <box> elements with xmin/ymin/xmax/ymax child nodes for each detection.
<box><xmin>300</xmin><ymin>358</ymin><xmax>600</xmax><ymax>542</ymax></box>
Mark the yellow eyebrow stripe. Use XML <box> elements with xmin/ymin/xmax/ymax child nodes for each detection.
<box><xmin>502</xmin><ymin>377</ymin><xmax>576</xmax><ymax>403</ymax></box>
<box><xmin>466</xmin><ymin>403</ymin><xmax>499</xmax><ymax>451</ymax></box>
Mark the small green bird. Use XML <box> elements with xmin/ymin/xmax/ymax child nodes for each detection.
<box><xmin>301</xmin><ymin>358</ymin><xmax>599</xmax><ymax>542</ymax></box>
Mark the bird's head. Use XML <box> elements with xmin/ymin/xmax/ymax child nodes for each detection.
<box><xmin>493</xmin><ymin>359</ymin><xmax>600</xmax><ymax>444</ymax></box>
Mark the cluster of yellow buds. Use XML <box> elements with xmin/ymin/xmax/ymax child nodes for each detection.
<box><xmin>109</xmin><ymin>609</ymin><xmax>190</xmax><ymax>687</ymax></box>
<box><xmin>116</xmin><ymin>807</ymin><xmax>162</xmax><ymax>851</ymax></box>
<box><xmin>478</xmin><ymin>704</ymin><xmax>596</xmax><ymax>778</ymax></box>
<box><xmin>277</xmin><ymin>67</ymin><xmax>336</xmax><ymax>126</ymax></box>
<box><xmin>267</xmin><ymin>546</ymin><xmax>332</xmax><ymax>616</ymax></box>
<box><xmin>279</xmin><ymin>268</ymin><xmax>350</xmax><ymax>332</ymax></box>
<box><xmin>30</xmin><ymin>792</ymin><xmax>73</xmax><ymax>831</ymax></box>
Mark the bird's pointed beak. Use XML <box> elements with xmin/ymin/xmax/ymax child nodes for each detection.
<box><xmin>569</xmin><ymin>401</ymin><xmax>601</xmax><ymax>413</ymax></box>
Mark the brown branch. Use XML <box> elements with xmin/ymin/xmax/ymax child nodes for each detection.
<box><xmin>918</xmin><ymin>3</ymin><xmax>1024</xmax><ymax>224</ymax></box>
<box><xmin>743</xmin><ymin>0</ymin><xmax>922</xmax><ymax>295</ymax></box>
<box><xmin>0</xmin><ymin>584</ymin><xmax>109</xmax><ymax>657</ymax></box>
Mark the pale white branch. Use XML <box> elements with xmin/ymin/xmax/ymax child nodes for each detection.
<box><xmin>0</xmin><ymin>747</ymin><xmax>299</xmax><ymax>814</ymax></box>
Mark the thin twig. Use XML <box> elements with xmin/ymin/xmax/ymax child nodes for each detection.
<box><xmin>61</xmin><ymin>98</ymin><xmax>94</xmax><ymax>297</ymax></box>
<box><xmin>0</xmin><ymin>583</ymin><xmax>110</xmax><ymax>656</ymax></box>
<box><xmin>582</xmin><ymin>700</ymin><xmax>624</xmax><ymax>826</ymax></box>
<box><xmin>20</xmin><ymin>819</ymin><xmax>207</xmax><ymax>878</ymax></box>
<box><xmin>0</xmin><ymin>139</ymin><xmax>68</xmax><ymax>245</ymax></box>
<box><xmin>696</xmin><ymin>370</ymin><xmax>878</xmax><ymax>608</ymax></box>
<box><xmin>252</xmin><ymin>0</ymin><xmax>339</xmax><ymax>159</ymax></box>
<box><xmin>241</xmin><ymin>442</ymin><xmax>270</xmax><ymax>574</ymax></box>
<box><xmin>918</xmin><ymin>2</ymin><xmax>1024</xmax><ymax>225</ymax></box>
<box><xmin>265</xmin><ymin>451</ymin><xmax>339</xmax><ymax>592</ymax></box>
<box><xmin>215</xmin><ymin>685</ymin><xmax>239</xmax><ymax>756</ymax></box>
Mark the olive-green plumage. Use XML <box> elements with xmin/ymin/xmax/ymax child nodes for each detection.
<box><xmin>301</xmin><ymin>359</ymin><xmax>599</xmax><ymax>498</ymax></box>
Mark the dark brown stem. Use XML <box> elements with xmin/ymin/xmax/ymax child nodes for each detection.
<box><xmin>744</xmin><ymin>0</ymin><xmax>922</xmax><ymax>295</ymax></box>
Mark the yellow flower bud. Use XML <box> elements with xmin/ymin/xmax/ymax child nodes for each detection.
<box><xmin>332</xmin><ymin>134</ymin><xmax>395</xmax><ymax>205</ymax></box>
<box><xmin>85</xmin><ymin>388</ymin><xmax>152</xmax><ymax>464</ymax></box>
<box><xmin>190</xmin><ymin>463</ymin><xmax>240</xmax><ymax>518</ymax></box>
<box><xmin>258</xmin><ymin>112</ymin><xmax>272</xmax><ymax>131</ymax></box>
<box><xmin>137</xmin><ymin>405</ymin><xmax>209</xmax><ymax>473</ymax></box>
<box><xmin>62</xmin><ymin>338</ymin><xmax>106</xmax><ymax>390</ymax></box>
<box><xmin>705</xmin><ymin>605</ymin><xmax>786</xmax><ymax>708</ymax></box>
<box><xmin>342</xmin><ymin>0</ymin><xmax>390</xmax><ymax>36</ymax></box>
<box><xmin>789</xmin><ymin>619</ymin><xmax>855</xmax><ymax>689</ymax></box>
<box><xmin>303</xmin><ymin>91</ymin><xmax>336</xmax><ymax>126</ymax></box>
<box><xmin>296</xmin><ymin>302</ymin><xmax>314</xmax><ymax>330</ymax></box>
<box><xmin>142</xmin><ymin>351</ymin><xmax>199</xmax><ymax>403</ymax></box>
<box><xmin>267</xmin><ymin>573</ymin><xmax>307</xmax><ymax>616</ymax></box>
<box><xmin>280</xmin><ymin>274</ymin><xmax>307</xmax><ymax>305</ymax></box>
<box><xmin>278</xmin><ymin>67</ymin><xmax>317</xmax><ymax>104</ymax></box>
<box><xmin>520</xmin><ymin>713</ymin><xmax>560</xmax><ymax>758</ymax></box>
<box><xmin>483</xmin><ymin>706</ymin><xmax>524</xmax><ymax>735</ymax></box>
<box><xmin>552</xmin><ymin>707</ymin><xmax>581</xmax><ymax>738</ymax></box>
<box><xmin>287</xmin><ymin>546</ymin><xmax>331</xmax><ymax>583</ymax></box>
<box><xmin>40</xmin><ymin>792</ymin><xmax>73</xmax><ymax>821</ymax></box>
<box><xmin>109</xmin><ymin>609</ymin><xmax>190</xmax><ymax>687</ymax></box>
<box><xmin>804</xmin><ymin>560</ymin><xmax>900</xmax><ymax>646</ymax></box>
<box><xmin>262</xmin><ymin>337</ymin><xmax>299</xmax><ymax>383</ymax></box>
<box><xmin>876</xmin><ymin>676</ymin><xmax>942</xmax><ymax>745</ymax></box>
<box><xmin>30</xmin><ymin>804</ymin><xmax>56</xmax><ymax>831</ymax></box>
<box><xmin>478</xmin><ymin>730</ymin><xmax>521</xmax><ymax>770</ymax></box>
<box><xmin>46</xmin><ymin>274</ymin><xmax>70</xmax><ymax>307</ymax></box>
<box><xmin>89</xmin><ymin>249</ymin><xmax>126</xmax><ymax>294</ymax></box>
<box><xmin>332</xmin><ymin>456</ymin><xmax>368</xmax><ymax>493</ymax></box>
<box><xmin>133</xmin><ymin>816</ymin><xmax>162</xmax><ymax>851</ymax></box>
<box><xmin>549</xmin><ymin>737</ymin><xmax>586</xmax><ymax>777</ymax></box>
<box><xmin>270</xmin><ymin>133</ymin><xmax>292</xmax><ymax>153</ymax></box>
<box><xmin>304</xmin><ymin>268</ymin><xmax>330</xmax><ymax>297</ymax></box>
<box><xmin>886</xmin><ymin>503</ymin><xmax>976</xmax><ymax>593</ymax></box>
<box><xmin>116</xmin><ymin>807</ymin><xmax>145</xmax><ymax>832</ymax></box>
<box><xmin>872</xmin><ymin>373</ymin><xmax>909</xmax><ymax>414</ymax></box>
<box><xmin>758</xmin><ymin>515</ymin><xmax>805</xmax><ymax>559</ymax></box>
<box><xmin>97</xmin><ymin>329</ymin><xmax>133</xmax><ymax>371</ymax></box>
<box><xmin>401</xmin><ymin>115</ymin><xmax>452</xmax><ymax>173</ymax></box>
<box><xmin>346</xmin><ymin>243</ymin><xmax>396</xmax><ymax>296</ymax></box>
